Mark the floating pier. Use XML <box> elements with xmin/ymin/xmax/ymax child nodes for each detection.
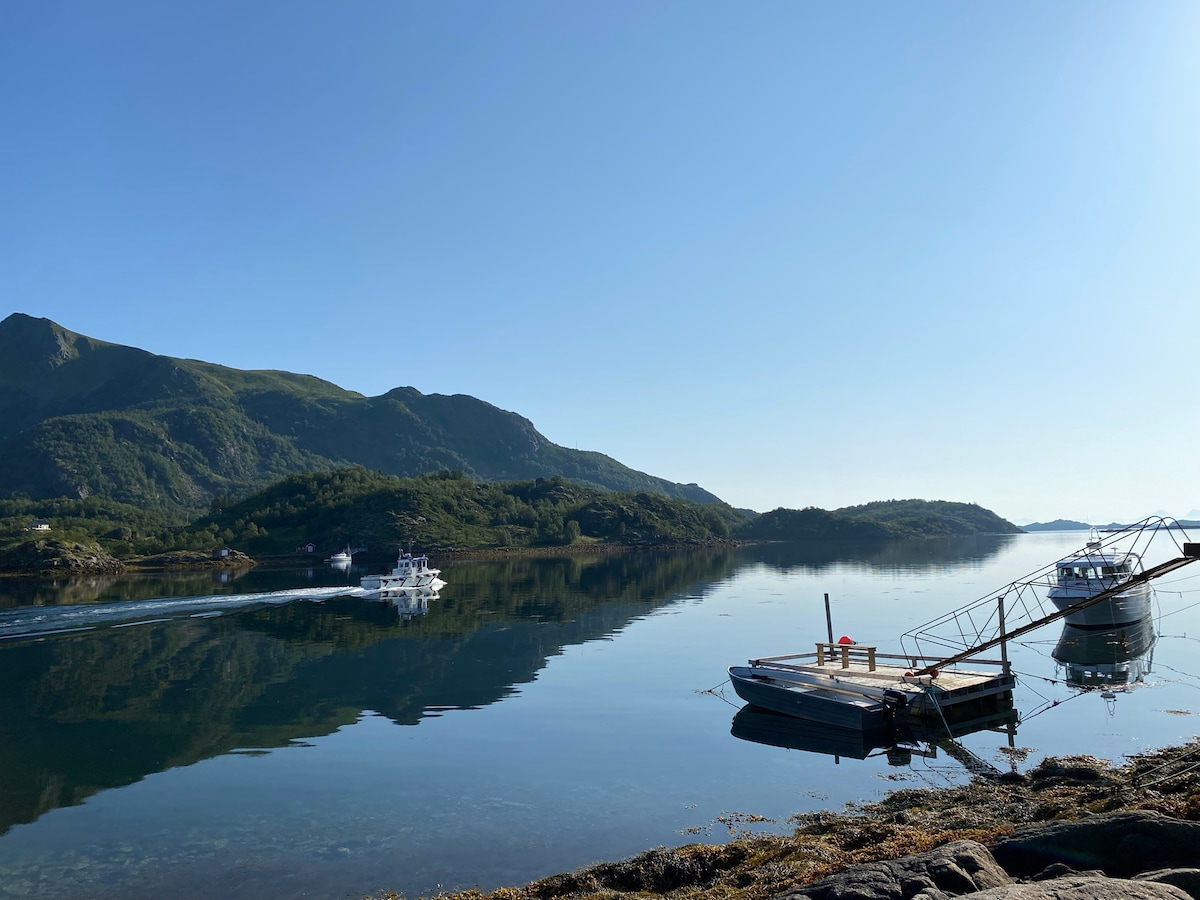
<box><xmin>731</xmin><ymin>522</ymin><xmax>1199</xmax><ymax>736</ymax></box>
<box><xmin>747</xmin><ymin>642</ymin><xmax>1015</xmax><ymax>728</ymax></box>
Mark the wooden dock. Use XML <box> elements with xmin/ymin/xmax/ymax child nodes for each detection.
<box><xmin>748</xmin><ymin>643</ymin><xmax>1016</xmax><ymax>726</ymax></box>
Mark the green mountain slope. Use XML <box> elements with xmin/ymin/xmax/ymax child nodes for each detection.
<box><xmin>835</xmin><ymin>499</ymin><xmax>1022</xmax><ymax>536</ymax></box>
<box><xmin>0</xmin><ymin>314</ymin><xmax>720</xmax><ymax>513</ymax></box>
<box><xmin>185</xmin><ymin>468</ymin><xmax>745</xmax><ymax>552</ymax></box>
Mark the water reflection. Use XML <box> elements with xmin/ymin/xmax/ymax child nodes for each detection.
<box><xmin>730</xmin><ymin>704</ymin><xmax>1019</xmax><ymax>777</ymax></box>
<box><xmin>1051</xmin><ymin>616</ymin><xmax>1156</xmax><ymax>689</ymax></box>
<box><xmin>380</xmin><ymin>586</ymin><xmax>440</xmax><ymax>618</ymax></box>
<box><xmin>0</xmin><ymin>550</ymin><xmax>736</xmax><ymax>835</ymax></box>
<box><xmin>742</xmin><ymin>534</ymin><xmax>1017</xmax><ymax>574</ymax></box>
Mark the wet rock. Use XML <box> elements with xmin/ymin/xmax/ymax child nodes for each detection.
<box><xmin>776</xmin><ymin>839</ymin><xmax>1011</xmax><ymax>900</ymax></box>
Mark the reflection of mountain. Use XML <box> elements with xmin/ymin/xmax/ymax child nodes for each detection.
<box><xmin>1051</xmin><ymin>616</ymin><xmax>1156</xmax><ymax>689</ymax></box>
<box><xmin>0</xmin><ymin>568</ymin><xmax>257</xmax><ymax>612</ymax></box>
<box><xmin>741</xmin><ymin>534</ymin><xmax>1016</xmax><ymax>574</ymax></box>
<box><xmin>0</xmin><ymin>550</ymin><xmax>735</xmax><ymax>834</ymax></box>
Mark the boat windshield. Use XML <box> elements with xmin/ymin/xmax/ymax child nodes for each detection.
<box><xmin>1058</xmin><ymin>561</ymin><xmax>1131</xmax><ymax>582</ymax></box>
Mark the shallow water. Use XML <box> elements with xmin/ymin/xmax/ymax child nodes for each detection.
<box><xmin>0</xmin><ymin>533</ymin><xmax>1198</xmax><ymax>899</ymax></box>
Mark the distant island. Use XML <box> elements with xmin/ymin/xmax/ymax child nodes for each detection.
<box><xmin>1020</xmin><ymin>519</ymin><xmax>1092</xmax><ymax>532</ymax></box>
<box><xmin>1022</xmin><ymin>517</ymin><xmax>1200</xmax><ymax>532</ymax></box>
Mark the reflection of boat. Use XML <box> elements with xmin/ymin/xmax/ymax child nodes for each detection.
<box><xmin>730</xmin><ymin>704</ymin><xmax>1019</xmax><ymax>776</ymax></box>
<box><xmin>731</xmin><ymin>705</ymin><xmax>883</xmax><ymax>759</ymax></box>
<box><xmin>1047</xmin><ymin>541</ymin><xmax>1152</xmax><ymax>627</ymax></box>
<box><xmin>379</xmin><ymin>586</ymin><xmax>441</xmax><ymax>619</ymax></box>
<box><xmin>1051</xmin><ymin>616</ymin><xmax>1156</xmax><ymax>688</ymax></box>
<box><xmin>360</xmin><ymin>550</ymin><xmax>446</xmax><ymax>593</ymax></box>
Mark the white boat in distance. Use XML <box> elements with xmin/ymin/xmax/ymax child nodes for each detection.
<box><xmin>360</xmin><ymin>550</ymin><xmax>446</xmax><ymax>593</ymax></box>
<box><xmin>1047</xmin><ymin>541</ymin><xmax>1152</xmax><ymax>628</ymax></box>
<box><xmin>328</xmin><ymin>548</ymin><xmax>353</xmax><ymax>564</ymax></box>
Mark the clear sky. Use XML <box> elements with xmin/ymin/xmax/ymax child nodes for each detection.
<box><xmin>3</xmin><ymin>2</ymin><xmax>1198</xmax><ymax>524</ymax></box>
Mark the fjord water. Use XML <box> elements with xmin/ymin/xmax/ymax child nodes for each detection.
<box><xmin>1</xmin><ymin>533</ymin><xmax>1198</xmax><ymax>900</ymax></box>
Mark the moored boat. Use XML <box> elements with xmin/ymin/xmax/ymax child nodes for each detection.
<box><xmin>1047</xmin><ymin>541</ymin><xmax>1152</xmax><ymax>627</ymax></box>
<box><xmin>727</xmin><ymin>664</ymin><xmax>898</xmax><ymax>731</ymax></box>
<box><xmin>360</xmin><ymin>550</ymin><xmax>446</xmax><ymax>593</ymax></box>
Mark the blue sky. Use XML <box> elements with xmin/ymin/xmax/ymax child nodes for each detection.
<box><xmin>3</xmin><ymin>2</ymin><xmax>1198</xmax><ymax>523</ymax></box>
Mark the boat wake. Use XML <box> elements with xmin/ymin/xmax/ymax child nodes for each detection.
<box><xmin>0</xmin><ymin>585</ymin><xmax>367</xmax><ymax>641</ymax></box>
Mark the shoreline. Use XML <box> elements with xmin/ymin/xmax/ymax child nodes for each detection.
<box><xmin>368</xmin><ymin>738</ymin><xmax>1200</xmax><ymax>900</ymax></box>
<box><xmin>0</xmin><ymin>541</ymin><xmax>735</xmax><ymax>576</ymax></box>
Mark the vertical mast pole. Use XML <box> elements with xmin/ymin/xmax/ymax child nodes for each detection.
<box><xmin>998</xmin><ymin>595</ymin><xmax>1010</xmax><ymax>677</ymax></box>
<box><xmin>824</xmin><ymin>593</ymin><xmax>834</xmax><ymax>644</ymax></box>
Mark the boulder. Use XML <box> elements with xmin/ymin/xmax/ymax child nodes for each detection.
<box><xmin>1136</xmin><ymin>868</ymin><xmax>1200</xmax><ymax>899</ymax></box>
<box><xmin>777</xmin><ymin>839</ymin><xmax>1011</xmax><ymax>900</ymax></box>
<box><xmin>967</xmin><ymin>875</ymin><xmax>1191</xmax><ymax>899</ymax></box>
<box><xmin>990</xmin><ymin>811</ymin><xmax>1200</xmax><ymax>878</ymax></box>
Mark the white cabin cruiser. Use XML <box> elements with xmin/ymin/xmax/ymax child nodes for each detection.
<box><xmin>1047</xmin><ymin>541</ymin><xmax>1152</xmax><ymax>627</ymax></box>
<box><xmin>360</xmin><ymin>550</ymin><xmax>445</xmax><ymax>593</ymax></box>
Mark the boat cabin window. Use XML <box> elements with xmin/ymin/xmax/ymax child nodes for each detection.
<box><xmin>1059</xmin><ymin>565</ymin><xmax>1102</xmax><ymax>581</ymax></box>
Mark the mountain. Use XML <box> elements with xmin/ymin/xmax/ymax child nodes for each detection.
<box><xmin>0</xmin><ymin>314</ymin><xmax>720</xmax><ymax>514</ymax></box>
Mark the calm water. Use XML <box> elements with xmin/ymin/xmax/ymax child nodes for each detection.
<box><xmin>1</xmin><ymin>533</ymin><xmax>1198</xmax><ymax>900</ymax></box>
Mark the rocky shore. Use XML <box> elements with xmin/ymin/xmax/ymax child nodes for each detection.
<box><xmin>372</xmin><ymin>740</ymin><xmax>1200</xmax><ymax>900</ymax></box>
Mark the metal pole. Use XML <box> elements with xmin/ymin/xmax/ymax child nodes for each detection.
<box><xmin>998</xmin><ymin>595</ymin><xmax>1010</xmax><ymax>677</ymax></box>
<box><xmin>824</xmin><ymin>593</ymin><xmax>833</xmax><ymax>644</ymax></box>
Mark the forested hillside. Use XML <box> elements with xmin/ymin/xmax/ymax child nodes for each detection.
<box><xmin>185</xmin><ymin>468</ymin><xmax>746</xmax><ymax>554</ymax></box>
<box><xmin>741</xmin><ymin>500</ymin><xmax>1020</xmax><ymax>542</ymax></box>
<box><xmin>0</xmin><ymin>314</ymin><xmax>719</xmax><ymax>515</ymax></box>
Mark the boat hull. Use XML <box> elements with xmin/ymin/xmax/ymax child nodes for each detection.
<box><xmin>728</xmin><ymin>666</ymin><xmax>889</xmax><ymax>731</ymax></box>
<box><xmin>361</xmin><ymin>574</ymin><xmax>446</xmax><ymax>592</ymax></box>
<box><xmin>1047</xmin><ymin>583</ymin><xmax>1152</xmax><ymax>628</ymax></box>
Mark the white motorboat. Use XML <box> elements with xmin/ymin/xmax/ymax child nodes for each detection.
<box><xmin>1047</xmin><ymin>541</ymin><xmax>1152</xmax><ymax>627</ymax></box>
<box><xmin>328</xmin><ymin>548</ymin><xmax>353</xmax><ymax>564</ymax></box>
<box><xmin>360</xmin><ymin>550</ymin><xmax>446</xmax><ymax>593</ymax></box>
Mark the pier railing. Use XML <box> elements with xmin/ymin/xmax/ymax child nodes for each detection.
<box><xmin>750</xmin><ymin>646</ymin><xmax>1010</xmax><ymax>672</ymax></box>
<box><xmin>899</xmin><ymin>518</ymin><xmax>1199</xmax><ymax>674</ymax></box>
